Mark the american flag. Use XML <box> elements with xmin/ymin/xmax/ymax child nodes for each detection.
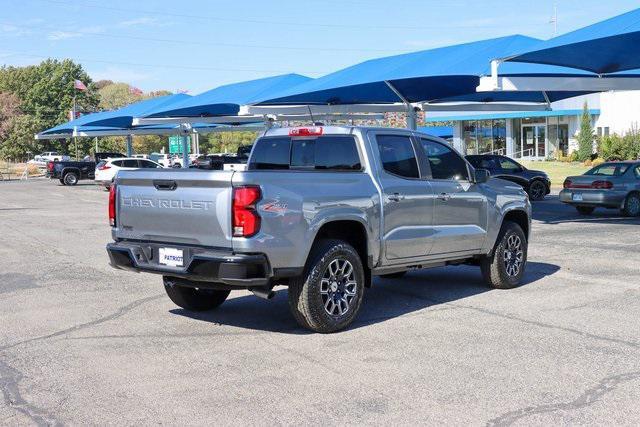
<box><xmin>73</xmin><ymin>79</ymin><xmax>88</xmax><ymax>91</ymax></box>
<box><xmin>129</xmin><ymin>86</ymin><xmax>144</xmax><ymax>96</ymax></box>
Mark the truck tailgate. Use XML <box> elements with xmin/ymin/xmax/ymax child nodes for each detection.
<box><xmin>114</xmin><ymin>169</ymin><xmax>233</xmax><ymax>248</ymax></box>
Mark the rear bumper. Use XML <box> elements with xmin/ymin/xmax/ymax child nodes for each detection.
<box><xmin>559</xmin><ymin>189</ymin><xmax>627</xmax><ymax>208</ymax></box>
<box><xmin>107</xmin><ymin>241</ymin><xmax>272</xmax><ymax>287</ymax></box>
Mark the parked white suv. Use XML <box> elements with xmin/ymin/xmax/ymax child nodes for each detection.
<box><xmin>35</xmin><ymin>152</ymin><xmax>70</xmax><ymax>162</ymax></box>
<box><xmin>95</xmin><ymin>157</ymin><xmax>163</xmax><ymax>189</ymax></box>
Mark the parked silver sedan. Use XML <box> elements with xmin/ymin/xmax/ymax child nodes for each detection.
<box><xmin>559</xmin><ymin>161</ymin><xmax>640</xmax><ymax>216</ymax></box>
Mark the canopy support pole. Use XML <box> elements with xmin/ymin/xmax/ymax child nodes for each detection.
<box><xmin>126</xmin><ymin>135</ymin><xmax>133</xmax><ymax>157</ymax></box>
<box><xmin>385</xmin><ymin>80</ymin><xmax>417</xmax><ymax>130</ymax></box>
<box><xmin>180</xmin><ymin>123</ymin><xmax>191</xmax><ymax>168</ymax></box>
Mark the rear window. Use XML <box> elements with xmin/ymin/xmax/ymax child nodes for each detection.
<box><xmin>249</xmin><ymin>136</ymin><xmax>361</xmax><ymax>171</ymax></box>
<box><xmin>96</xmin><ymin>161</ymin><xmax>106</xmax><ymax>169</ymax></box>
<box><xmin>587</xmin><ymin>163</ymin><xmax>630</xmax><ymax>176</ymax></box>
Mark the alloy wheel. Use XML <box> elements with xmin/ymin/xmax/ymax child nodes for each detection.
<box><xmin>320</xmin><ymin>258</ymin><xmax>358</xmax><ymax>317</ymax></box>
<box><xmin>503</xmin><ymin>234</ymin><xmax>524</xmax><ymax>277</ymax></box>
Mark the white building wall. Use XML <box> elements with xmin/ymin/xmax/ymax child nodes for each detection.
<box><xmin>594</xmin><ymin>90</ymin><xmax>640</xmax><ymax>135</ymax></box>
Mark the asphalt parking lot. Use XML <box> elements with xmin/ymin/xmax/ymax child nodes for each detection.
<box><xmin>1</xmin><ymin>178</ymin><xmax>639</xmax><ymax>426</ymax></box>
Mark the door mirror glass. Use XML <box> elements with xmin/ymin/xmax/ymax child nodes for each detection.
<box><xmin>473</xmin><ymin>168</ymin><xmax>490</xmax><ymax>183</ymax></box>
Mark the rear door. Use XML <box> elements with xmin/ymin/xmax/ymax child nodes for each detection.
<box><xmin>418</xmin><ymin>138</ymin><xmax>487</xmax><ymax>256</ymax></box>
<box><xmin>371</xmin><ymin>132</ymin><xmax>435</xmax><ymax>261</ymax></box>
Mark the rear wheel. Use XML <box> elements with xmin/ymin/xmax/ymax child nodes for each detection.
<box><xmin>288</xmin><ymin>239</ymin><xmax>365</xmax><ymax>333</ymax></box>
<box><xmin>480</xmin><ymin>221</ymin><xmax>527</xmax><ymax>289</ymax></box>
<box><xmin>528</xmin><ymin>180</ymin><xmax>547</xmax><ymax>201</ymax></box>
<box><xmin>163</xmin><ymin>276</ymin><xmax>230</xmax><ymax>311</ymax></box>
<box><xmin>622</xmin><ymin>193</ymin><xmax>640</xmax><ymax>217</ymax></box>
<box><xmin>59</xmin><ymin>178</ymin><xmax>65</xmax><ymax>185</ymax></box>
<box><xmin>63</xmin><ymin>172</ymin><xmax>78</xmax><ymax>186</ymax></box>
<box><xmin>576</xmin><ymin>206</ymin><xmax>595</xmax><ymax>215</ymax></box>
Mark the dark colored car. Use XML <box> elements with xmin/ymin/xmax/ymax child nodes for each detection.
<box><xmin>46</xmin><ymin>152</ymin><xmax>125</xmax><ymax>185</ymax></box>
<box><xmin>193</xmin><ymin>145</ymin><xmax>253</xmax><ymax>170</ymax></box>
<box><xmin>559</xmin><ymin>161</ymin><xmax>640</xmax><ymax>216</ymax></box>
<box><xmin>466</xmin><ymin>155</ymin><xmax>551</xmax><ymax>201</ymax></box>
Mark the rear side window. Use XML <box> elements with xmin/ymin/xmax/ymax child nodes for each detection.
<box><xmin>111</xmin><ymin>160</ymin><xmax>122</xmax><ymax>167</ymax></box>
<box><xmin>420</xmin><ymin>139</ymin><xmax>469</xmax><ymax>180</ymax></box>
<box><xmin>122</xmin><ymin>159</ymin><xmax>138</xmax><ymax>168</ymax></box>
<box><xmin>376</xmin><ymin>134</ymin><xmax>419</xmax><ymax>179</ymax></box>
<box><xmin>249</xmin><ymin>136</ymin><xmax>361</xmax><ymax>171</ymax></box>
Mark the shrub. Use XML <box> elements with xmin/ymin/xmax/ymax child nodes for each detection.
<box><xmin>591</xmin><ymin>158</ymin><xmax>605</xmax><ymax>167</ymax></box>
<box><xmin>569</xmin><ymin>150</ymin><xmax>579</xmax><ymax>162</ymax></box>
<box><xmin>576</xmin><ymin>102</ymin><xmax>595</xmax><ymax>162</ymax></box>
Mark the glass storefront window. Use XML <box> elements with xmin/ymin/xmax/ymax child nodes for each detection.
<box><xmin>462</xmin><ymin>119</ymin><xmax>507</xmax><ymax>155</ymax></box>
<box><xmin>463</xmin><ymin>121</ymin><xmax>477</xmax><ymax>155</ymax></box>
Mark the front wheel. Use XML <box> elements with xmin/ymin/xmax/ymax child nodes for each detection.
<box><xmin>622</xmin><ymin>193</ymin><xmax>640</xmax><ymax>217</ymax></box>
<box><xmin>480</xmin><ymin>221</ymin><xmax>527</xmax><ymax>289</ymax></box>
<box><xmin>163</xmin><ymin>277</ymin><xmax>230</xmax><ymax>311</ymax></box>
<box><xmin>288</xmin><ymin>239</ymin><xmax>365</xmax><ymax>333</ymax></box>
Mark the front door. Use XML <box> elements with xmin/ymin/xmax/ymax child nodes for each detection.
<box><xmin>522</xmin><ymin>125</ymin><xmax>546</xmax><ymax>158</ymax></box>
<box><xmin>372</xmin><ymin>133</ymin><xmax>435</xmax><ymax>261</ymax></box>
<box><xmin>418</xmin><ymin>138</ymin><xmax>488</xmax><ymax>256</ymax></box>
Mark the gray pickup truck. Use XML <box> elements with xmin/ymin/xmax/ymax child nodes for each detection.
<box><xmin>107</xmin><ymin>126</ymin><xmax>531</xmax><ymax>333</ymax></box>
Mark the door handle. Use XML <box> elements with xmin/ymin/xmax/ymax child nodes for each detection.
<box><xmin>437</xmin><ymin>192</ymin><xmax>451</xmax><ymax>201</ymax></box>
<box><xmin>388</xmin><ymin>193</ymin><xmax>404</xmax><ymax>202</ymax></box>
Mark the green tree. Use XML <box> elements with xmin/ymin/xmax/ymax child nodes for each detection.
<box><xmin>0</xmin><ymin>115</ymin><xmax>46</xmax><ymax>161</ymax></box>
<box><xmin>576</xmin><ymin>102</ymin><xmax>594</xmax><ymax>161</ymax></box>
<box><xmin>98</xmin><ymin>82</ymin><xmax>143</xmax><ymax>110</ymax></box>
<box><xmin>0</xmin><ymin>91</ymin><xmax>21</xmax><ymax>140</ymax></box>
<box><xmin>201</xmin><ymin>131</ymin><xmax>258</xmax><ymax>154</ymax></box>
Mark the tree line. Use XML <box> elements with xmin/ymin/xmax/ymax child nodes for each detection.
<box><xmin>0</xmin><ymin>59</ymin><xmax>257</xmax><ymax>161</ymax></box>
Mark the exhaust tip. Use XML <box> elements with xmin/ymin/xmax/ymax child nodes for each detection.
<box><xmin>250</xmin><ymin>287</ymin><xmax>275</xmax><ymax>300</ymax></box>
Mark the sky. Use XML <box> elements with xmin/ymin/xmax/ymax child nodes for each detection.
<box><xmin>1</xmin><ymin>0</ymin><xmax>639</xmax><ymax>94</ymax></box>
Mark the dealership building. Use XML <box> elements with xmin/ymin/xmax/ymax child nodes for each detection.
<box><xmin>422</xmin><ymin>90</ymin><xmax>640</xmax><ymax>160</ymax></box>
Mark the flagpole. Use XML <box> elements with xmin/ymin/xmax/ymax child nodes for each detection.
<box><xmin>73</xmin><ymin>91</ymin><xmax>78</xmax><ymax>160</ymax></box>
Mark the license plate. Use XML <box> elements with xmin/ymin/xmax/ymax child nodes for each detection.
<box><xmin>159</xmin><ymin>247</ymin><xmax>184</xmax><ymax>267</ymax></box>
<box><xmin>572</xmin><ymin>193</ymin><xmax>583</xmax><ymax>202</ymax></box>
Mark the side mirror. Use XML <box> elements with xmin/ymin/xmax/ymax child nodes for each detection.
<box><xmin>473</xmin><ymin>168</ymin><xmax>490</xmax><ymax>184</ymax></box>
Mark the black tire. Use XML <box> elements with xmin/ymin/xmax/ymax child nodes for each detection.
<box><xmin>59</xmin><ymin>178</ymin><xmax>65</xmax><ymax>185</ymax></box>
<box><xmin>480</xmin><ymin>221</ymin><xmax>528</xmax><ymax>289</ymax></box>
<box><xmin>288</xmin><ymin>239</ymin><xmax>365</xmax><ymax>333</ymax></box>
<box><xmin>576</xmin><ymin>206</ymin><xmax>595</xmax><ymax>215</ymax></box>
<box><xmin>379</xmin><ymin>271</ymin><xmax>407</xmax><ymax>279</ymax></box>
<box><xmin>163</xmin><ymin>276</ymin><xmax>230</xmax><ymax>311</ymax></box>
<box><xmin>622</xmin><ymin>193</ymin><xmax>640</xmax><ymax>217</ymax></box>
<box><xmin>527</xmin><ymin>180</ymin><xmax>547</xmax><ymax>201</ymax></box>
<box><xmin>63</xmin><ymin>172</ymin><xmax>78</xmax><ymax>186</ymax></box>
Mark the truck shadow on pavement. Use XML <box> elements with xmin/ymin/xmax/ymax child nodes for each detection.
<box><xmin>533</xmin><ymin>195</ymin><xmax>640</xmax><ymax>225</ymax></box>
<box><xmin>170</xmin><ymin>261</ymin><xmax>559</xmax><ymax>334</ymax></box>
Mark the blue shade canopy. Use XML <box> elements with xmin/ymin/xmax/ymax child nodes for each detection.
<box><xmin>257</xmin><ymin>35</ymin><xmax>594</xmax><ymax>106</ymax></box>
<box><xmin>504</xmin><ymin>8</ymin><xmax>640</xmax><ymax>74</ymax></box>
<box><xmin>143</xmin><ymin>74</ymin><xmax>312</xmax><ymax>118</ymax></box>
<box><xmin>418</xmin><ymin>126</ymin><xmax>453</xmax><ymax>139</ymax></box>
<box><xmin>39</xmin><ymin>94</ymin><xmax>192</xmax><ymax>136</ymax></box>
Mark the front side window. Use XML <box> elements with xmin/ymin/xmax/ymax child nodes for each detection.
<box><xmin>635</xmin><ymin>166</ymin><xmax>640</xmax><ymax>179</ymax></box>
<box><xmin>139</xmin><ymin>160</ymin><xmax>159</xmax><ymax>168</ymax></box>
<box><xmin>376</xmin><ymin>135</ymin><xmax>419</xmax><ymax>179</ymax></box>
<box><xmin>420</xmin><ymin>139</ymin><xmax>468</xmax><ymax>180</ymax></box>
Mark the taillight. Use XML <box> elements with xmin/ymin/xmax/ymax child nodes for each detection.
<box><xmin>232</xmin><ymin>186</ymin><xmax>261</xmax><ymax>237</ymax></box>
<box><xmin>592</xmin><ymin>180</ymin><xmax>613</xmax><ymax>189</ymax></box>
<box><xmin>563</xmin><ymin>179</ymin><xmax>572</xmax><ymax>189</ymax></box>
<box><xmin>289</xmin><ymin>126</ymin><xmax>323</xmax><ymax>137</ymax></box>
<box><xmin>109</xmin><ymin>184</ymin><xmax>117</xmax><ymax>227</ymax></box>
<box><xmin>98</xmin><ymin>165</ymin><xmax>111</xmax><ymax>170</ymax></box>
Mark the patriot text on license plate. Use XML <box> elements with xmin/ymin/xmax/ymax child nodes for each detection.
<box><xmin>572</xmin><ymin>193</ymin><xmax>583</xmax><ymax>202</ymax></box>
<box><xmin>159</xmin><ymin>247</ymin><xmax>184</xmax><ymax>267</ymax></box>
